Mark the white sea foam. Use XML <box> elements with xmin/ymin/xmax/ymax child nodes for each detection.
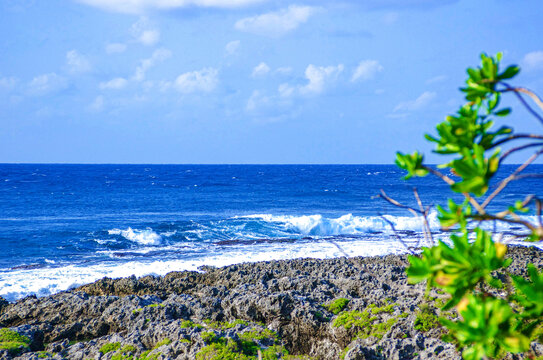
<box><xmin>238</xmin><ymin>213</ymin><xmax>440</xmax><ymax>236</ymax></box>
<box><xmin>237</xmin><ymin>212</ymin><xmax>541</xmax><ymax>237</ymax></box>
<box><xmin>3</xmin><ymin>212</ymin><xmax>541</xmax><ymax>302</ymax></box>
<box><xmin>108</xmin><ymin>227</ymin><xmax>162</xmax><ymax>245</ymax></box>
<box><xmin>1</xmin><ymin>231</ymin><xmax>541</xmax><ymax>302</ymax></box>
<box><xmin>0</xmin><ymin>236</ymin><xmax>418</xmax><ymax>302</ymax></box>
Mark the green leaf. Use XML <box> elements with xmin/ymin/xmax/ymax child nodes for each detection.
<box><xmin>498</xmin><ymin>65</ymin><xmax>520</xmax><ymax>80</ymax></box>
<box><xmin>495</xmin><ymin>108</ymin><xmax>511</xmax><ymax>117</ymax></box>
<box><xmin>395</xmin><ymin>151</ymin><xmax>428</xmax><ymax>180</ymax></box>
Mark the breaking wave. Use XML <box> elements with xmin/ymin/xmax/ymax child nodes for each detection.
<box><xmin>108</xmin><ymin>228</ymin><xmax>162</xmax><ymax>245</ymax></box>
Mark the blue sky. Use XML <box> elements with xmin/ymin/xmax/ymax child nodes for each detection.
<box><xmin>1</xmin><ymin>0</ymin><xmax>542</xmax><ymax>163</ymax></box>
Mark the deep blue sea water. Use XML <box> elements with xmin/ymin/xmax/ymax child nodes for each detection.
<box><xmin>0</xmin><ymin>164</ymin><xmax>541</xmax><ymax>301</ymax></box>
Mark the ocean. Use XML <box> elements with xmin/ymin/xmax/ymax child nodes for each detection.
<box><xmin>0</xmin><ymin>164</ymin><xmax>541</xmax><ymax>302</ymax></box>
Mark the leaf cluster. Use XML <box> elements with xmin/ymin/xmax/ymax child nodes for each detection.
<box><xmin>391</xmin><ymin>52</ymin><xmax>543</xmax><ymax>359</ymax></box>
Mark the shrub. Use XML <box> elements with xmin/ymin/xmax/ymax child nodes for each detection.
<box><xmin>390</xmin><ymin>52</ymin><xmax>543</xmax><ymax>359</ymax></box>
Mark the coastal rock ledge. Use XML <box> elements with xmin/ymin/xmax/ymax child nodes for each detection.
<box><xmin>0</xmin><ymin>246</ymin><xmax>541</xmax><ymax>360</ymax></box>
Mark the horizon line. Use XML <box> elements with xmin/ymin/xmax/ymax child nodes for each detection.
<box><xmin>0</xmin><ymin>162</ymin><xmax>534</xmax><ymax>166</ymax></box>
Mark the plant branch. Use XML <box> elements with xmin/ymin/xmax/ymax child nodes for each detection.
<box><xmin>379</xmin><ymin>189</ymin><xmax>421</xmax><ymax>216</ymax></box>
<box><xmin>422</xmin><ymin>166</ymin><xmax>455</xmax><ymax>186</ymax></box>
<box><xmin>379</xmin><ymin>214</ymin><xmax>416</xmax><ymax>255</ymax></box>
<box><xmin>499</xmin><ymin>83</ymin><xmax>543</xmax><ymax>126</ymax></box>
<box><xmin>495</xmin><ymin>195</ymin><xmax>534</xmax><ymax>218</ymax></box>
<box><xmin>536</xmin><ymin>198</ymin><xmax>543</xmax><ymax>230</ymax></box>
<box><xmin>490</xmin><ymin>134</ymin><xmax>543</xmax><ymax>149</ymax></box>
<box><xmin>499</xmin><ymin>142</ymin><xmax>543</xmax><ymax>163</ymax></box>
<box><xmin>469</xmin><ymin>214</ymin><xmax>537</xmax><ymax>233</ymax></box>
<box><xmin>413</xmin><ymin>188</ymin><xmax>434</xmax><ymax>246</ymax></box>
<box><xmin>482</xmin><ymin>148</ymin><xmax>543</xmax><ymax>209</ymax></box>
<box><xmin>512</xmin><ymin>173</ymin><xmax>543</xmax><ymax>181</ymax></box>
<box><xmin>421</xmin><ymin>165</ymin><xmax>486</xmax><ymax>214</ymax></box>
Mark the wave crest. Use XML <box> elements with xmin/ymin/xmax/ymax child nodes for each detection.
<box><xmin>238</xmin><ymin>213</ymin><xmax>440</xmax><ymax>236</ymax></box>
<box><xmin>108</xmin><ymin>227</ymin><xmax>162</xmax><ymax>245</ymax></box>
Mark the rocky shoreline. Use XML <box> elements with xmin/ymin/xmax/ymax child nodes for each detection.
<box><xmin>0</xmin><ymin>246</ymin><xmax>542</xmax><ymax>360</ymax></box>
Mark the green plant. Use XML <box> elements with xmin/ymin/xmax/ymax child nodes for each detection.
<box><xmin>332</xmin><ymin>306</ymin><xmax>401</xmax><ymax>341</ymax></box>
<box><xmin>195</xmin><ymin>335</ymin><xmax>288</xmax><ymax>360</ymax></box>
<box><xmin>196</xmin><ymin>339</ymin><xmax>252</xmax><ymax>360</ymax></box>
<box><xmin>99</xmin><ymin>342</ymin><xmax>121</xmax><ymax>354</ymax></box>
<box><xmin>368</xmin><ymin>302</ymin><xmax>394</xmax><ymax>314</ymax></box>
<box><xmin>153</xmin><ymin>338</ymin><xmax>171</xmax><ymax>348</ymax></box>
<box><xmin>414</xmin><ymin>305</ymin><xmax>441</xmax><ymax>333</ymax></box>
<box><xmin>110</xmin><ymin>345</ymin><xmax>138</xmax><ymax>360</ymax></box>
<box><xmin>389</xmin><ymin>53</ymin><xmax>543</xmax><ymax>359</ymax></box>
<box><xmin>333</xmin><ymin>310</ymin><xmax>376</xmax><ymax>330</ymax></box>
<box><xmin>181</xmin><ymin>319</ymin><xmax>203</xmax><ymax>329</ymax></box>
<box><xmin>239</xmin><ymin>328</ymin><xmax>278</xmax><ymax>343</ymax></box>
<box><xmin>323</xmin><ymin>298</ymin><xmax>350</xmax><ymax>315</ymax></box>
<box><xmin>202</xmin><ymin>331</ymin><xmax>219</xmax><ymax>344</ymax></box>
<box><xmin>121</xmin><ymin>344</ymin><xmax>138</xmax><ymax>353</ymax></box>
<box><xmin>0</xmin><ymin>328</ymin><xmax>31</xmax><ymax>355</ymax></box>
<box><xmin>138</xmin><ymin>349</ymin><xmax>161</xmax><ymax>360</ymax></box>
<box><xmin>203</xmin><ymin>319</ymin><xmax>249</xmax><ymax>330</ymax></box>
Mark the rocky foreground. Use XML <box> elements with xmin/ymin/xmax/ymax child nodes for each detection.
<box><xmin>0</xmin><ymin>246</ymin><xmax>542</xmax><ymax>360</ymax></box>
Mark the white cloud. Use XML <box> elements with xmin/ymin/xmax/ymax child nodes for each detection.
<box><xmin>522</xmin><ymin>51</ymin><xmax>543</xmax><ymax>71</ymax></box>
<box><xmin>100</xmin><ymin>77</ymin><xmax>128</xmax><ymax>90</ymax></box>
<box><xmin>225</xmin><ymin>40</ymin><xmax>241</xmax><ymax>56</ymax></box>
<box><xmin>426</xmin><ymin>75</ymin><xmax>448</xmax><ymax>84</ymax></box>
<box><xmin>140</xmin><ymin>30</ymin><xmax>160</xmax><ymax>46</ymax></box>
<box><xmin>133</xmin><ymin>48</ymin><xmax>172</xmax><ymax>81</ymax></box>
<box><xmin>245</xmin><ymin>88</ymin><xmax>296</xmax><ymax>123</ymax></box>
<box><xmin>252</xmin><ymin>62</ymin><xmax>270</xmax><ymax>78</ymax></box>
<box><xmin>394</xmin><ymin>91</ymin><xmax>436</xmax><ymax>112</ymax></box>
<box><xmin>351</xmin><ymin>60</ymin><xmax>383</xmax><ymax>82</ymax></box>
<box><xmin>278</xmin><ymin>83</ymin><xmax>294</xmax><ymax>98</ymax></box>
<box><xmin>27</xmin><ymin>73</ymin><xmax>68</xmax><ymax>96</ymax></box>
<box><xmin>106</xmin><ymin>43</ymin><xmax>127</xmax><ymax>54</ymax></box>
<box><xmin>174</xmin><ymin>67</ymin><xmax>219</xmax><ymax>93</ymax></box>
<box><xmin>300</xmin><ymin>64</ymin><xmax>344</xmax><ymax>94</ymax></box>
<box><xmin>0</xmin><ymin>77</ymin><xmax>18</xmax><ymax>91</ymax></box>
<box><xmin>131</xmin><ymin>17</ymin><xmax>160</xmax><ymax>46</ymax></box>
<box><xmin>235</xmin><ymin>5</ymin><xmax>318</xmax><ymax>37</ymax></box>
<box><xmin>66</xmin><ymin>50</ymin><xmax>91</xmax><ymax>74</ymax></box>
<box><xmin>246</xmin><ymin>90</ymin><xmax>270</xmax><ymax>112</ymax></box>
<box><xmin>89</xmin><ymin>95</ymin><xmax>105</xmax><ymax>112</ymax></box>
<box><xmin>76</xmin><ymin>0</ymin><xmax>264</xmax><ymax>14</ymax></box>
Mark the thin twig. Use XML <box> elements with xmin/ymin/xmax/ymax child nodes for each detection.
<box><xmin>496</xmin><ymin>195</ymin><xmax>534</xmax><ymax>218</ymax></box>
<box><xmin>490</xmin><ymin>134</ymin><xmax>543</xmax><ymax>149</ymax></box>
<box><xmin>422</xmin><ymin>166</ymin><xmax>455</xmax><ymax>186</ymax></box>
<box><xmin>379</xmin><ymin>189</ymin><xmax>421</xmax><ymax>216</ymax></box>
<box><xmin>499</xmin><ymin>142</ymin><xmax>543</xmax><ymax>163</ymax></box>
<box><xmin>499</xmin><ymin>83</ymin><xmax>543</xmax><ymax>126</ymax></box>
<box><xmin>482</xmin><ymin>148</ymin><xmax>543</xmax><ymax>209</ymax></box>
<box><xmin>413</xmin><ymin>188</ymin><xmax>434</xmax><ymax>247</ymax></box>
<box><xmin>536</xmin><ymin>198</ymin><xmax>543</xmax><ymax>230</ymax></box>
<box><xmin>379</xmin><ymin>214</ymin><xmax>416</xmax><ymax>255</ymax></box>
<box><xmin>421</xmin><ymin>165</ymin><xmax>486</xmax><ymax>215</ymax></box>
<box><xmin>469</xmin><ymin>214</ymin><xmax>537</xmax><ymax>233</ymax></box>
<box><xmin>512</xmin><ymin>173</ymin><xmax>543</xmax><ymax>181</ymax></box>
<box><xmin>379</xmin><ymin>189</ymin><xmax>425</xmax><ymax>247</ymax></box>
<box><xmin>327</xmin><ymin>240</ymin><xmax>351</xmax><ymax>258</ymax></box>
